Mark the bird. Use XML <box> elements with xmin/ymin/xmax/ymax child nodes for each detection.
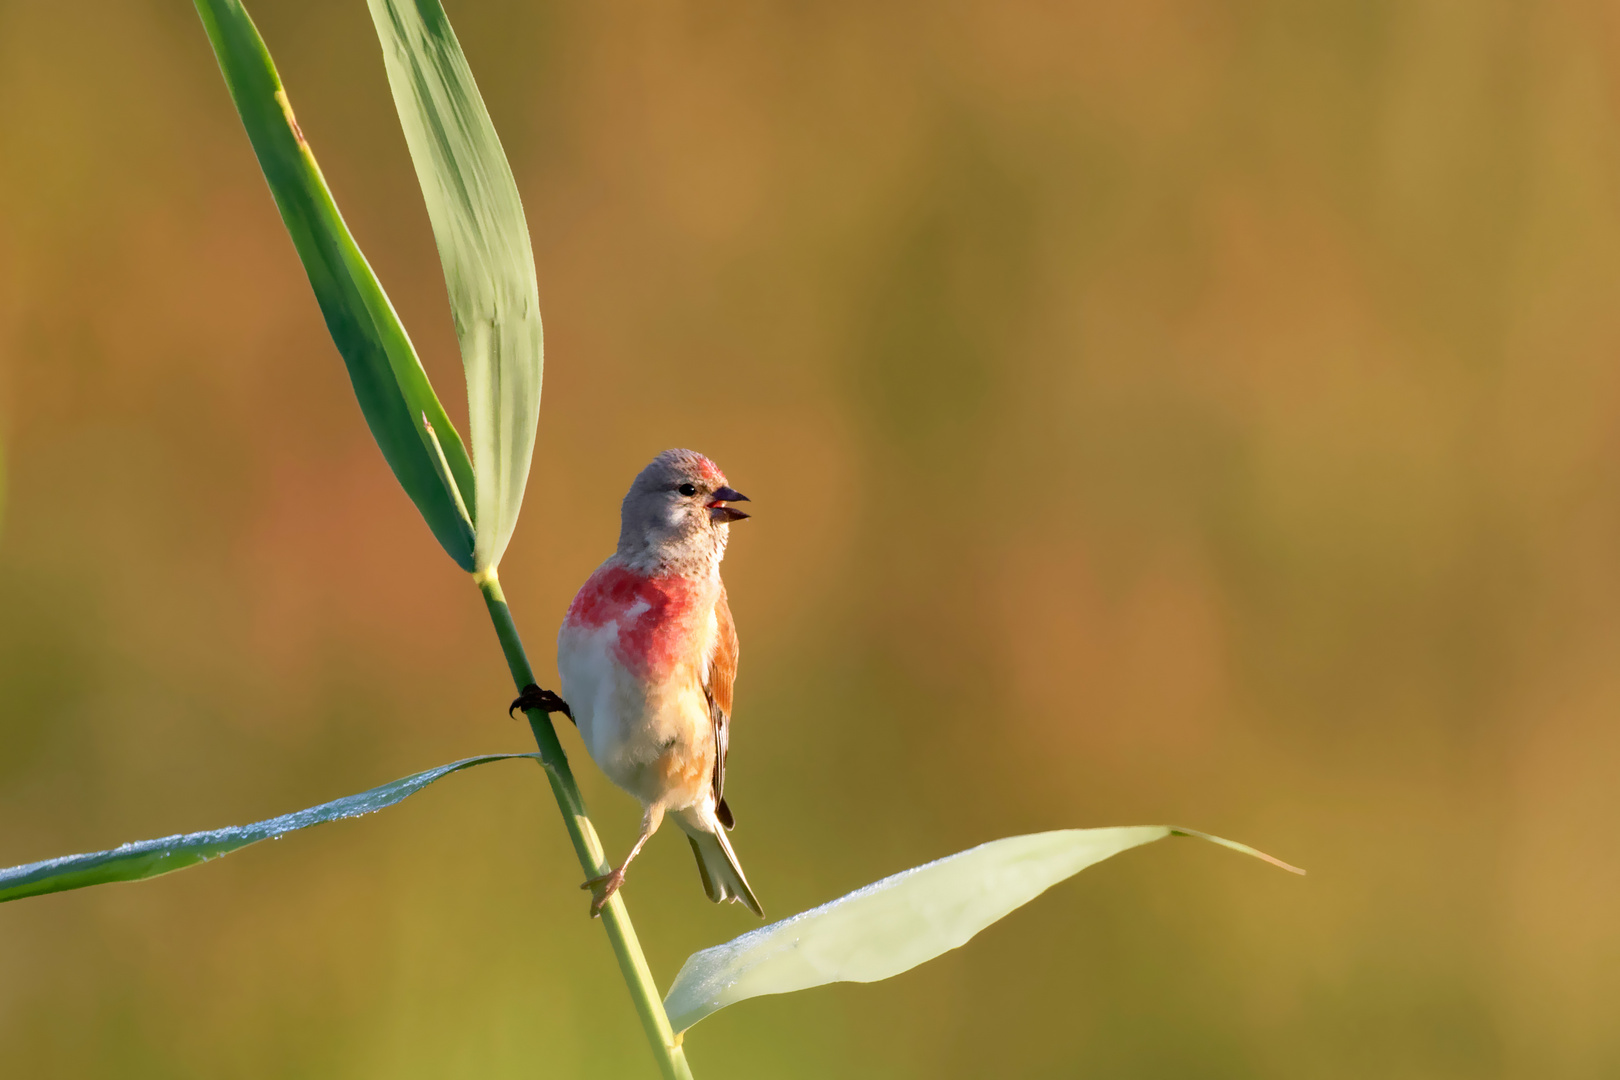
<box><xmin>510</xmin><ymin>448</ymin><xmax>763</xmax><ymax>918</ymax></box>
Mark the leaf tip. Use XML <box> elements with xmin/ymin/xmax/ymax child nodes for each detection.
<box><xmin>1169</xmin><ymin>827</ymin><xmax>1306</xmax><ymax>875</ymax></box>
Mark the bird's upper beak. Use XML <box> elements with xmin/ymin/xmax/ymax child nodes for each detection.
<box><xmin>708</xmin><ymin>486</ymin><xmax>750</xmax><ymax>522</ymax></box>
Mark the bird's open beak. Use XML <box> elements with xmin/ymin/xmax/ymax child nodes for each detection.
<box><xmin>708</xmin><ymin>486</ymin><xmax>750</xmax><ymax>522</ymax></box>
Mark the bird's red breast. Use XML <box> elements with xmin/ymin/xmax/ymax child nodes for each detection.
<box><xmin>565</xmin><ymin>563</ymin><xmax>711</xmax><ymax>679</ymax></box>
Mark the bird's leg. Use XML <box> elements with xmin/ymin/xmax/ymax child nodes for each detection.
<box><xmin>583</xmin><ymin>804</ymin><xmax>665</xmax><ymax>917</ymax></box>
<box><xmin>509</xmin><ymin>683</ymin><xmax>574</xmax><ymax>725</ymax></box>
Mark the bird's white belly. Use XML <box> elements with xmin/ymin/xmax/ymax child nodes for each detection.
<box><xmin>557</xmin><ymin>619</ymin><xmax>706</xmax><ymax>806</ymax></box>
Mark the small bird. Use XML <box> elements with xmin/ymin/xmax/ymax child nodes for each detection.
<box><xmin>511</xmin><ymin>449</ymin><xmax>763</xmax><ymax>918</ymax></box>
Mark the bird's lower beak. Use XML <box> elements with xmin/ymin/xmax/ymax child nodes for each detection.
<box><xmin>708</xmin><ymin>486</ymin><xmax>750</xmax><ymax>522</ymax></box>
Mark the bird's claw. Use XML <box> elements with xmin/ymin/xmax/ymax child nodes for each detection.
<box><xmin>581</xmin><ymin>868</ymin><xmax>626</xmax><ymax>917</ymax></box>
<box><xmin>510</xmin><ymin>683</ymin><xmax>574</xmax><ymax>724</ymax></box>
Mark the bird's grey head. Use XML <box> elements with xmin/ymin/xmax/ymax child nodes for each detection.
<box><xmin>617</xmin><ymin>449</ymin><xmax>749</xmax><ymax>574</ymax></box>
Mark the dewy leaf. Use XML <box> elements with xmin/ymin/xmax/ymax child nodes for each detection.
<box><xmin>663</xmin><ymin>825</ymin><xmax>1304</xmax><ymax>1032</ymax></box>
<box><xmin>193</xmin><ymin>0</ymin><xmax>478</xmax><ymax>570</ymax></box>
<box><xmin>0</xmin><ymin>754</ymin><xmax>539</xmax><ymax>903</ymax></box>
<box><xmin>367</xmin><ymin>0</ymin><xmax>544</xmax><ymax>573</ymax></box>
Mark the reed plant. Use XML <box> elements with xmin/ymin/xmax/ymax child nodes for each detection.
<box><xmin>0</xmin><ymin>3</ymin><xmax>1302</xmax><ymax>1075</ymax></box>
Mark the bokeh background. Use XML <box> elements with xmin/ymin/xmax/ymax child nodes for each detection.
<box><xmin>4</xmin><ymin>1</ymin><xmax>1620</xmax><ymax>1076</ymax></box>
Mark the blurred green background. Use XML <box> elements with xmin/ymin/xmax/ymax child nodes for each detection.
<box><xmin>4</xmin><ymin>1</ymin><xmax>1620</xmax><ymax>1076</ymax></box>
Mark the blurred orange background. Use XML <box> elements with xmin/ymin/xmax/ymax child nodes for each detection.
<box><xmin>5</xmin><ymin>1</ymin><xmax>1620</xmax><ymax>1076</ymax></box>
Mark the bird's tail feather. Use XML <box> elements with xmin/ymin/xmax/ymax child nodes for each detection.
<box><xmin>688</xmin><ymin>828</ymin><xmax>764</xmax><ymax>918</ymax></box>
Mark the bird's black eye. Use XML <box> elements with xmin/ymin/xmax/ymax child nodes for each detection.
<box><xmin>678</xmin><ymin>483</ymin><xmax>698</xmax><ymax>497</ymax></box>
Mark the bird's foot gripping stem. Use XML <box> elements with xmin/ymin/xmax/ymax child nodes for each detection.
<box><xmin>509</xmin><ymin>683</ymin><xmax>574</xmax><ymax>724</ymax></box>
<box><xmin>581</xmin><ymin>867</ymin><xmax>626</xmax><ymax>917</ymax></box>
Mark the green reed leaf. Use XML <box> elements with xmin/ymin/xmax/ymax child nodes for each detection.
<box><xmin>367</xmin><ymin>0</ymin><xmax>544</xmax><ymax>573</ymax></box>
<box><xmin>0</xmin><ymin>754</ymin><xmax>539</xmax><ymax>903</ymax></box>
<box><xmin>663</xmin><ymin>825</ymin><xmax>1304</xmax><ymax>1032</ymax></box>
<box><xmin>193</xmin><ymin>0</ymin><xmax>478</xmax><ymax>570</ymax></box>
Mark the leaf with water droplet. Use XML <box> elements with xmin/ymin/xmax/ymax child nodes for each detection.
<box><xmin>0</xmin><ymin>754</ymin><xmax>540</xmax><ymax>903</ymax></box>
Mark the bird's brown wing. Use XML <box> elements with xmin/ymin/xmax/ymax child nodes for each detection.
<box><xmin>704</xmin><ymin>586</ymin><xmax>740</xmax><ymax>829</ymax></box>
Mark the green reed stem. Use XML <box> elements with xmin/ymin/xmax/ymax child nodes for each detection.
<box><xmin>477</xmin><ymin>570</ymin><xmax>694</xmax><ymax>1080</ymax></box>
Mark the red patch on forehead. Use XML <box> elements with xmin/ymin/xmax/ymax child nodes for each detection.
<box><xmin>565</xmin><ymin>564</ymin><xmax>705</xmax><ymax>677</ymax></box>
<box><xmin>695</xmin><ymin>455</ymin><xmax>725</xmax><ymax>483</ymax></box>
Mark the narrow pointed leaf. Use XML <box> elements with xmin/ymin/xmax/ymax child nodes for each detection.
<box><xmin>0</xmin><ymin>753</ymin><xmax>539</xmax><ymax>903</ymax></box>
<box><xmin>194</xmin><ymin>0</ymin><xmax>478</xmax><ymax>570</ymax></box>
<box><xmin>367</xmin><ymin>0</ymin><xmax>543</xmax><ymax>573</ymax></box>
<box><xmin>664</xmin><ymin>825</ymin><xmax>1304</xmax><ymax>1032</ymax></box>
